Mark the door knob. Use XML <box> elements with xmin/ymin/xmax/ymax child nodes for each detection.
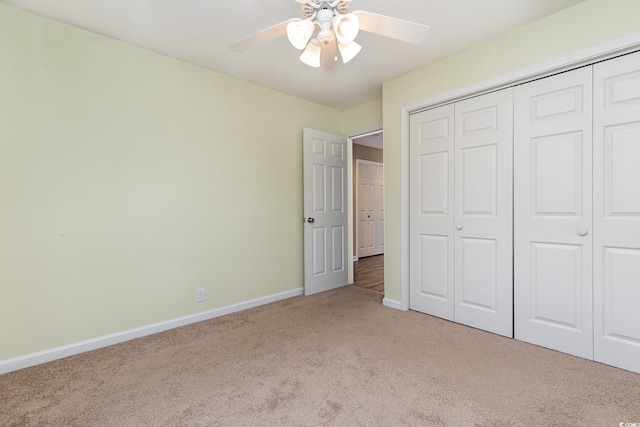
<box><xmin>368</xmin><ymin>215</ymin><xmax>371</xmax><ymax>218</ymax></box>
<box><xmin>577</xmin><ymin>228</ymin><xmax>588</xmax><ymax>236</ymax></box>
<box><xmin>456</xmin><ymin>224</ymin><xmax>463</xmax><ymax>231</ymax></box>
<box><xmin>307</xmin><ymin>218</ymin><xmax>315</xmax><ymax>224</ymax></box>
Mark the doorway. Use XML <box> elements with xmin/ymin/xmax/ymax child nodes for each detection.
<box><xmin>351</xmin><ymin>131</ymin><xmax>384</xmax><ymax>294</ymax></box>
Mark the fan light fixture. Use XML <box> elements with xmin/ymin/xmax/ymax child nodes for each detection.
<box><xmin>299</xmin><ymin>39</ymin><xmax>322</xmax><ymax>67</ymax></box>
<box><xmin>229</xmin><ymin>0</ymin><xmax>432</xmax><ymax>72</ymax></box>
<box><xmin>286</xmin><ymin>19</ymin><xmax>314</xmax><ymax>50</ymax></box>
<box><xmin>338</xmin><ymin>41</ymin><xmax>361</xmax><ymax>64</ymax></box>
<box><xmin>286</xmin><ymin>0</ymin><xmax>362</xmax><ymax>67</ymax></box>
<box><xmin>333</xmin><ymin>13</ymin><xmax>359</xmax><ymax>44</ymax></box>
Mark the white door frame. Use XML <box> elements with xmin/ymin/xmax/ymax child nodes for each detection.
<box><xmin>346</xmin><ymin>126</ymin><xmax>383</xmax><ymax>285</ymax></box>
<box><xmin>394</xmin><ymin>34</ymin><xmax>640</xmax><ymax>311</ymax></box>
<box><xmin>355</xmin><ymin>159</ymin><xmax>384</xmax><ymax>260</ymax></box>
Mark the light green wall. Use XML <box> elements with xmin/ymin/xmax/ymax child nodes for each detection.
<box><xmin>382</xmin><ymin>0</ymin><xmax>640</xmax><ymax>302</ymax></box>
<box><xmin>0</xmin><ymin>5</ymin><xmax>343</xmax><ymax>361</ymax></box>
<box><xmin>342</xmin><ymin>98</ymin><xmax>382</xmax><ymax>135</ymax></box>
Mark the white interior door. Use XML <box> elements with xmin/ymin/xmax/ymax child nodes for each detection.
<box><xmin>454</xmin><ymin>88</ymin><xmax>514</xmax><ymax>337</ymax></box>
<box><xmin>410</xmin><ymin>104</ymin><xmax>455</xmax><ymax>320</ymax></box>
<box><xmin>514</xmin><ymin>67</ymin><xmax>594</xmax><ymax>359</ymax></box>
<box><xmin>357</xmin><ymin>160</ymin><xmax>384</xmax><ymax>258</ymax></box>
<box><xmin>303</xmin><ymin>128</ymin><xmax>348</xmax><ymax>296</ymax></box>
<box><xmin>376</xmin><ymin>164</ymin><xmax>385</xmax><ymax>255</ymax></box>
<box><xmin>593</xmin><ymin>51</ymin><xmax>640</xmax><ymax>374</ymax></box>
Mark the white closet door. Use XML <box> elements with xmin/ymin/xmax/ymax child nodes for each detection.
<box><xmin>410</xmin><ymin>104</ymin><xmax>455</xmax><ymax>320</ymax></box>
<box><xmin>514</xmin><ymin>67</ymin><xmax>594</xmax><ymax>359</ymax></box>
<box><xmin>593</xmin><ymin>51</ymin><xmax>640</xmax><ymax>374</ymax></box>
<box><xmin>454</xmin><ymin>88</ymin><xmax>514</xmax><ymax>337</ymax></box>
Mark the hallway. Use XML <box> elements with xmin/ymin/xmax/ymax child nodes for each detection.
<box><xmin>353</xmin><ymin>255</ymin><xmax>384</xmax><ymax>294</ymax></box>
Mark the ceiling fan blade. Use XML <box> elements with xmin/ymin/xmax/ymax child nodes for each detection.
<box><xmin>320</xmin><ymin>38</ymin><xmax>339</xmax><ymax>77</ymax></box>
<box><xmin>352</xmin><ymin>10</ymin><xmax>430</xmax><ymax>44</ymax></box>
<box><xmin>229</xmin><ymin>19</ymin><xmax>296</xmax><ymax>53</ymax></box>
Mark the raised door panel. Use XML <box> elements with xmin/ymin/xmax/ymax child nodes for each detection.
<box><xmin>454</xmin><ymin>88</ymin><xmax>513</xmax><ymax>337</ymax></box>
<box><xmin>594</xmin><ymin>51</ymin><xmax>640</xmax><ymax>374</ymax></box>
<box><xmin>530</xmin><ymin>243</ymin><xmax>584</xmax><ymax>330</ymax></box>
<box><xmin>459</xmin><ymin>237</ymin><xmax>497</xmax><ymax>311</ymax></box>
<box><xmin>602</xmin><ymin>248</ymin><xmax>640</xmax><ymax>340</ymax></box>
<box><xmin>531</xmin><ymin>133</ymin><xmax>584</xmax><ymax>217</ymax></box>
<box><xmin>312</xmin><ymin>227</ymin><xmax>326</xmax><ymax>276</ymax></box>
<box><xmin>460</xmin><ymin>145</ymin><xmax>497</xmax><ymax>216</ymax></box>
<box><xmin>312</xmin><ymin>163</ymin><xmax>326</xmax><ymax>213</ymax></box>
<box><xmin>603</xmin><ymin>124</ymin><xmax>640</xmax><ymax>218</ymax></box>
<box><xmin>530</xmin><ymin>85</ymin><xmax>584</xmax><ymax>123</ymax></box>
<box><xmin>331</xmin><ymin>226</ymin><xmax>345</xmax><ymax>272</ymax></box>
<box><xmin>332</xmin><ymin>166</ymin><xmax>344</xmax><ymax>212</ymax></box>
<box><xmin>420</xmin><ymin>152</ymin><xmax>450</xmax><ymax>215</ymax></box>
<box><xmin>418</xmin><ymin>234</ymin><xmax>449</xmax><ymax>300</ymax></box>
<box><xmin>410</xmin><ymin>104</ymin><xmax>455</xmax><ymax>320</ymax></box>
<box><xmin>514</xmin><ymin>66</ymin><xmax>593</xmax><ymax>359</ymax></box>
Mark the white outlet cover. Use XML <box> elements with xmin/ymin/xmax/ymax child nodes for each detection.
<box><xmin>196</xmin><ymin>288</ymin><xmax>206</xmax><ymax>303</ymax></box>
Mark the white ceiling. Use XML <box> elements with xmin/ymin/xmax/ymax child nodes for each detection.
<box><xmin>1</xmin><ymin>0</ymin><xmax>584</xmax><ymax>110</ymax></box>
<box><xmin>354</xmin><ymin>131</ymin><xmax>383</xmax><ymax>150</ymax></box>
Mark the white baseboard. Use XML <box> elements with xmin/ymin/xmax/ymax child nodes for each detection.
<box><xmin>383</xmin><ymin>298</ymin><xmax>404</xmax><ymax>311</ymax></box>
<box><xmin>0</xmin><ymin>287</ymin><xmax>304</xmax><ymax>375</ymax></box>
<box><xmin>352</xmin><ymin>256</ymin><xmax>358</xmax><ymax>262</ymax></box>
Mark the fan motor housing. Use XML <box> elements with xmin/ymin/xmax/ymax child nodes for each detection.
<box><xmin>300</xmin><ymin>1</ymin><xmax>350</xmax><ymax>18</ymax></box>
<box><xmin>336</xmin><ymin>2</ymin><xmax>349</xmax><ymax>14</ymax></box>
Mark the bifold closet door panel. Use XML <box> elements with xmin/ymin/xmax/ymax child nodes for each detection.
<box><xmin>454</xmin><ymin>88</ymin><xmax>514</xmax><ymax>337</ymax></box>
<box><xmin>593</xmin><ymin>51</ymin><xmax>640</xmax><ymax>374</ymax></box>
<box><xmin>514</xmin><ymin>66</ymin><xmax>594</xmax><ymax>359</ymax></box>
<box><xmin>410</xmin><ymin>104</ymin><xmax>455</xmax><ymax>320</ymax></box>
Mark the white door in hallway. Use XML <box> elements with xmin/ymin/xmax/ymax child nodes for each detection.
<box><xmin>514</xmin><ymin>67</ymin><xmax>594</xmax><ymax>359</ymax></box>
<box><xmin>303</xmin><ymin>128</ymin><xmax>348</xmax><ymax>296</ymax></box>
<box><xmin>409</xmin><ymin>104</ymin><xmax>455</xmax><ymax>320</ymax></box>
<box><xmin>593</xmin><ymin>51</ymin><xmax>640</xmax><ymax>374</ymax></box>
<box><xmin>375</xmin><ymin>164</ymin><xmax>385</xmax><ymax>255</ymax></box>
<box><xmin>357</xmin><ymin>160</ymin><xmax>384</xmax><ymax>258</ymax></box>
<box><xmin>454</xmin><ymin>88</ymin><xmax>514</xmax><ymax>338</ymax></box>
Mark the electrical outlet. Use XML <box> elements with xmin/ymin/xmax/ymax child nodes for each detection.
<box><xmin>196</xmin><ymin>288</ymin><xmax>206</xmax><ymax>303</ymax></box>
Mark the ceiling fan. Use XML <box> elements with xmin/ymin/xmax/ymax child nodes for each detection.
<box><xmin>229</xmin><ymin>0</ymin><xmax>430</xmax><ymax>69</ymax></box>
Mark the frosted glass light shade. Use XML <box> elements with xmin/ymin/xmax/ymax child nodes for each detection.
<box><xmin>299</xmin><ymin>39</ymin><xmax>322</xmax><ymax>67</ymax></box>
<box><xmin>338</xmin><ymin>41</ymin><xmax>361</xmax><ymax>64</ymax></box>
<box><xmin>286</xmin><ymin>19</ymin><xmax>314</xmax><ymax>50</ymax></box>
<box><xmin>332</xmin><ymin>13</ymin><xmax>360</xmax><ymax>44</ymax></box>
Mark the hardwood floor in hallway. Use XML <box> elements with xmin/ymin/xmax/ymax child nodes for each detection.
<box><xmin>353</xmin><ymin>255</ymin><xmax>384</xmax><ymax>294</ymax></box>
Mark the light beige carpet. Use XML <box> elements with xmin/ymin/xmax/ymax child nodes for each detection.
<box><xmin>1</xmin><ymin>286</ymin><xmax>639</xmax><ymax>426</ymax></box>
